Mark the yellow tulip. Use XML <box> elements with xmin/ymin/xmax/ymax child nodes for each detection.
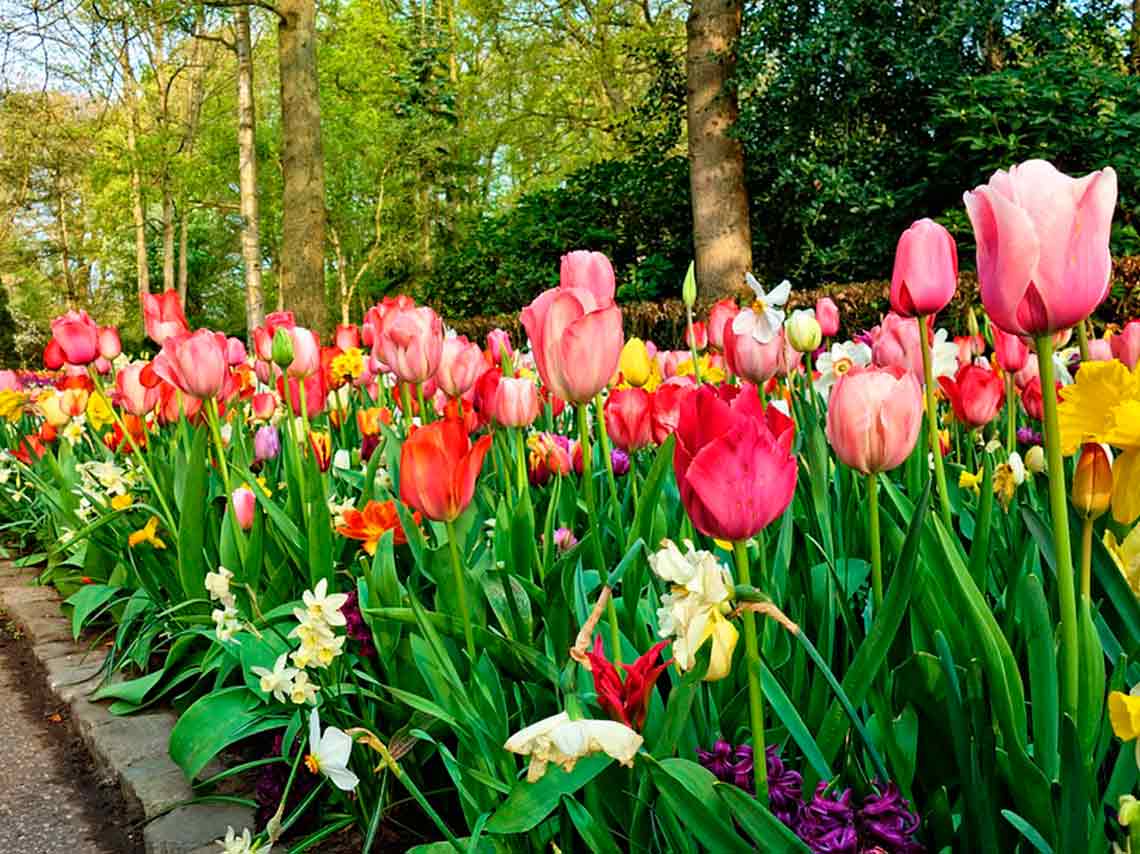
<box><xmin>1072</xmin><ymin>443</ymin><xmax>1113</xmax><ymax>519</ymax></box>
<box><xmin>619</xmin><ymin>338</ymin><xmax>653</xmax><ymax>388</ymax></box>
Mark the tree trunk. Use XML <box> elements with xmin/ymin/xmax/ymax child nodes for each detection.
<box><xmin>179</xmin><ymin>10</ymin><xmax>207</xmax><ymax>303</ymax></box>
<box><xmin>178</xmin><ymin>209</ymin><xmax>190</xmax><ymax>303</ymax></box>
<box><xmin>120</xmin><ymin>23</ymin><xmax>151</xmax><ymax>308</ymax></box>
<box><xmin>55</xmin><ymin>173</ymin><xmax>78</xmax><ymax>307</ymax></box>
<box><xmin>277</xmin><ymin>0</ymin><xmax>327</xmax><ymax>332</ymax></box>
<box><xmin>685</xmin><ymin>0</ymin><xmax>752</xmax><ymax>302</ymax></box>
<box><xmin>162</xmin><ymin>188</ymin><xmax>176</xmax><ymax>292</ymax></box>
<box><xmin>1132</xmin><ymin>0</ymin><xmax>1140</xmax><ymax>73</ymax></box>
<box><xmin>236</xmin><ymin>4</ymin><xmax>265</xmax><ymax>338</ymax></box>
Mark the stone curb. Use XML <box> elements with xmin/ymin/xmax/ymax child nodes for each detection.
<box><xmin>0</xmin><ymin>562</ymin><xmax>254</xmax><ymax>854</ymax></box>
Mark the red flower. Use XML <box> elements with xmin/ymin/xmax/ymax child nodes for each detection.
<box><xmin>1021</xmin><ymin>376</ymin><xmax>1059</xmax><ymax>422</ymax></box>
<box><xmin>337</xmin><ymin>499</ymin><xmax>420</xmax><ymax>553</ymax></box>
<box><xmin>585</xmin><ymin>637</ymin><xmax>671</xmax><ymax>730</ymax></box>
<box><xmin>938</xmin><ymin>363</ymin><xmax>1004</xmax><ymax>429</ymax></box>
<box><xmin>399</xmin><ymin>420</ymin><xmax>491</xmax><ymax>522</ymax></box>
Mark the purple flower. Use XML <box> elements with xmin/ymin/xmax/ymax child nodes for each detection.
<box><xmin>1016</xmin><ymin>427</ymin><xmax>1042</xmax><ymax>445</ymax></box>
<box><xmin>766</xmin><ymin>746</ymin><xmax>804</xmax><ymax>827</ymax></box>
<box><xmin>610</xmin><ymin>448</ymin><xmax>630</xmax><ymax>477</ymax></box>
<box><xmin>797</xmin><ymin>782</ymin><xmax>857</xmax><ymax>854</ymax></box>
<box><xmin>361</xmin><ymin>433</ymin><xmax>380</xmax><ymax>462</ymax></box>
<box><xmin>341</xmin><ymin>590</ymin><xmax>375</xmax><ymax>658</ymax></box>
<box><xmin>697</xmin><ymin>739</ymin><xmax>735</xmax><ymax>781</ymax></box>
<box><xmin>857</xmin><ymin>783</ymin><xmax>923</xmax><ymax>853</ymax></box>
<box><xmin>254</xmin><ymin>425</ymin><xmax>280</xmax><ymax>462</ymax></box>
<box><xmin>553</xmin><ymin>527</ymin><xmax>578</xmax><ymax>552</ymax></box>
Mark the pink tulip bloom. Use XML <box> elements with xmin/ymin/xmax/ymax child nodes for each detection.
<box><xmin>605</xmin><ymin>387</ymin><xmax>653</xmax><ymax>451</ymax></box>
<box><xmin>231</xmin><ymin>487</ymin><xmax>256</xmax><ymax>531</ymax></box>
<box><xmin>686</xmin><ymin>321</ymin><xmax>708</xmax><ymax>352</ymax></box>
<box><xmin>890</xmin><ymin>219</ymin><xmax>958</xmax><ymax>317</ymax></box>
<box><xmin>251</xmin><ymin>392</ymin><xmax>277</xmax><ymax>421</ymax></box>
<box><xmin>287</xmin><ymin>327</ymin><xmax>321</xmax><ymax>378</ymax></box>
<box><xmin>815</xmin><ymin>297</ymin><xmax>840</xmax><ymax>337</ymax></box>
<box><xmin>1086</xmin><ymin>338</ymin><xmax>1113</xmax><ymax>362</ymax></box>
<box><xmin>143</xmin><ymin>290</ymin><xmax>190</xmax><ymax>346</ymax></box>
<box><xmin>493</xmin><ymin>376</ymin><xmax>541</xmax><ymax>427</ymax></box>
<box><xmin>152</xmin><ymin>330</ymin><xmax>231</xmax><ymax>400</ymax></box>
<box><xmin>115</xmin><ymin>363</ymin><xmax>160</xmax><ymax>416</ymax></box>
<box><xmin>94</xmin><ymin>357</ymin><xmax>112</xmax><ymax>375</ymax></box>
<box><xmin>725</xmin><ymin>325</ymin><xmax>800</xmax><ymax>384</ymax></box>
<box><xmin>707</xmin><ymin>299</ymin><xmax>740</xmax><ymax>350</ymax></box>
<box><xmin>0</xmin><ymin>370</ymin><xmax>19</xmax><ymax>392</ymax></box>
<box><xmin>650</xmin><ymin>379</ymin><xmax>695</xmax><ymax>445</ymax></box>
<box><xmin>374</xmin><ymin>303</ymin><xmax>444</xmax><ymax>384</ymax></box>
<box><xmin>1112</xmin><ymin>321</ymin><xmax>1140</xmax><ymax>369</ymax></box>
<box><xmin>871</xmin><ymin>312</ymin><xmax>925</xmax><ymax>380</ymax></box>
<box><xmin>335</xmin><ymin>323</ymin><xmax>360</xmax><ymax>351</ymax></box>
<box><xmin>437</xmin><ymin>337</ymin><xmax>487</xmax><ymax>398</ymax></box>
<box><xmin>226</xmin><ymin>337</ymin><xmax>248</xmax><ymax>366</ymax></box>
<box><xmin>826</xmin><ymin>366</ymin><xmax>923</xmax><ymax>474</ymax></box>
<box><xmin>1014</xmin><ymin>353</ymin><xmax>1039</xmax><ymax>391</ymax></box>
<box><xmin>98</xmin><ymin>326</ymin><xmax>122</xmax><ymax>361</ymax></box>
<box><xmin>964</xmin><ymin>159</ymin><xmax>1117</xmax><ymax>336</ymax></box>
<box><xmin>50</xmin><ymin>310</ymin><xmax>100</xmax><ymax>365</ymax></box>
<box><xmin>992</xmin><ymin>327</ymin><xmax>1029</xmax><ymax>373</ymax></box>
<box><xmin>520</xmin><ymin>251</ymin><xmax>624</xmax><ymax>404</ymax></box>
<box><xmin>252</xmin><ymin>311</ymin><xmax>296</xmax><ymax>361</ymax></box>
<box><xmin>486</xmin><ymin>328</ymin><xmax>513</xmax><ymax>364</ymax></box>
<box><xmin>656</xmin><ymin>350</ymin><xmax>689</xmax><ymax>380</ymax></box>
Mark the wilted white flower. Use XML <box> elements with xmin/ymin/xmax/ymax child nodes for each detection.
<box><xmin>504</xmin><ymin>712</ymin><xmax>643</xmax><ymax>782</ymax></box>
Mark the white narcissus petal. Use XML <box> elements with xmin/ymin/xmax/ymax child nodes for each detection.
<box><xmin>767</xmin><ymin>279</ymin><xmax>792</xmax><ymax>307</ymax></box>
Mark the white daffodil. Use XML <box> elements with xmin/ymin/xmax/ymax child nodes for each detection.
<box><xmin>814</xmin><ymin>341</ymin><xmax>872</xmax><ymax>396</ymax></box>
<box><xmin>302</xmin><ymin>579</ymin><xmax>348</xmax><ymax>628</ymax></box>
<box><xmin>305</xmin><ymin>709</ymin><xmax>359</xmax><ymax>791</ymax></box>
<box><xmin>731</xmin><ymin>275</ymin><xmax>791</xmax><ymax>345</ymax></box>
<box><xmin>61</xmin><ymin>418</ymin><xmax>86</xmax><ymax>446</ymax></box>
<box><xmin>205</xmin><ymin>566</ymin><xmax>234</xmax><ymax>604</ymax></box>
<box><xmin>931</xmin><ymin>328</ymin><xmax>959</xmax><ymax>378</ymax></box>
<box><xmin>504</xmin><ymin>712</ymin><xmax>643</xmax><ymax>782</ymax></box>
<box><xmin>212</xmin><ymin>604</ymin><xmax>241</xmax><ymax>643</ymax></box>
<box><xmin>327</xmin><ymin>495</ymin><xmax>356</xmax><ymax>528</ymax></box>
<box><xmin>289</xmin><ymin>670</ymin><xmax>319</xmax><ymax>705</ymax></box>
<box><xmin>332</xmin><ymin>448</ymin><xmax>352</xmax><ymax>471</ymax></box>
<box><xmin>216</xmin><ymin>826</ymin><xmax>268</xmax><ymax>854</ymax></box>
<box><xmin>251</xmin><ymin>653</ymin><xmax>297</xmax><ymax>704</ymax></box>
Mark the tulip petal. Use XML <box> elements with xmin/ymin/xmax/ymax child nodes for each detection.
<box><xmin>965</xmin><ymin>186</ymin><xmax>1040</xmax><ymax>335</ymax></box>
<box><xmin>558</xmin><ymin>304</ymin><xmax>624</xmax><ymax>404</ymax></box>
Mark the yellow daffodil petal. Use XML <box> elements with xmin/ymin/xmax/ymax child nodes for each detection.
<box><xmin>700</xmin><ymin>609</ymin><xmax>739</xmax><ymax>681</ymax></box>
<box><xmin>1113</xmin><ymin>451</ymin><xmax>1140</xmax><ymax>526</ymax></box>
<box><xmin>1109</xmin><ymin>690</ymin><xmax>1140</xmax><ymax>741</ymax></box>
<box><xmin>1058</xmin><ymin>360</ymin><xmax>1140</xmax><ymax>455</ymax></box>
<box><xmin>110</xmin><ymin>494</ymin><xmax>133</xmax><ymax>511</ymax></box>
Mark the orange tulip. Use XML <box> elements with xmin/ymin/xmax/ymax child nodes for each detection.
<box><xmin>399</xmin><ymin>420</ymin><xmax>491</xmax><ymax>522</ymax></box>
<box><xmin>337</xmin><ymin>499</ymin><xmax>420</xmax><ymax>553</ymax></box>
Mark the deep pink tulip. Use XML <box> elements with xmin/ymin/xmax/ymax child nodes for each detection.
<box><xmin>98</xmin><ymin>326</ymin><xmax>122</xmax><ymax>361</ymax></box>
<box><xmin>1112</xmin><ymin>321</ymin><xmax>1140</xmax><ymax>369</ymax></box>
<box><xmin>520</xmin><ymin>252</ymin><xmax>624</xmax><ymax>404</ymax></box>
<box><xmin>707</xmin><ymin>299</ymin><xmax>739</xmax><ymax>351</ymax></box>
<box><xmin>964</xmin><ymin>159</ymin><xmax>1117</xmax><ymax>336</ymax></box>
<box><xmin>437</xmin><ymin>337</ymin><xmax>487</xmax><ymax>398</ymax></box>
<box><xmin>674</xmin><ymin>384</ymin><xmax>797</xmax><ymax>541</ymax></box>
<box><xmin>871</xmin><ymin>312</ymin><xmax>925</xmax><ymax>380</ymax></box>
<box><xmin>335</xmin><ymin>323</ymin><xmax>360</xmax><ymax>352</ymax></box>
<box><xmin>826</xmin><ymin>366</ymin><xmax>923</xmax><ymax>474</ymax></box>
<box><xmin>992</xmin><ymin>327</ymin><xmax>1029</xmax><ymax>373</ymax></box>
<box><xmin>816</xmin><ymin>297</ymin><xmax>840</xmax><ymax>337</ymax></box>
<box><xmin>115</xmin><ymin>363</ymin><xmax>160</xmax><ymax>416</ymax></box>
<box><xmin>231</xmin><ymin>487</ymin><xmax>256</xmax><ymax>531</ymax></box>
<box><xmin>374</xmin><ymin>303</ymin><xmax>444</xmax><ymax>384</ymax></box>
<box><xmin>650</xmin><ymin>379</ymin><xmax>695</xmax><ymax>445</ymax></box>
<box><xmin>50</xmin><ymin>310</ymin><xmax>99</xmax><ymax>365</ymax></box>
<box><xmin>938</xmin><ymin>363</ymin><xmax>1004</xmax><ymax>429</ymax></box>
<box><xmin>686</xmin><ymin>321</ymin><xmax>708</xmax><ymax>352</ymax></box>
<box><xmin>890</xmin><ymin>218</ymin><xmax>958</xmax><ymax>317</ymax></box>
<box><xmin>1014</xmin><ymin>353</ymin><xmax>1039</xmax><ymax>391</ymax></box>
<box><xmin>492</xmin><ymin>376</ymin><xmax>541</xmax><ymax>427</ymax></box>
<box><xmin>253</xmin><ymin>311</ymin><xmax>296</xmax><ymax>361</ymax></box>
<box><xmin>486</xmin><ymin>328</ymin><xmax>513</xmax><ymax>364</ymax></box>
<box><xmin>251</xmin><ymin>392</ymin><xmax>277</xmax><ymax>421</ymax></box>
<box><xmin>604</xmin><ymin>387</ymin><xmax>653</xmax><ymax>451</ymax></box>
<box><xmin>43</xmin><ymin>339</ymin><xmax>65</xmax><ymax>370</ymax></box>
<box><xmin>724</xmin><ymin>325</ymin><xmax>800</xmax><ymax>384</ymax></box>
<box><xmin>152</xmin><ymin>330</ymin><xmax>230</xmax><ymax>400</ymax></box>
<box><xmin>0</xmin><ymin>370</ymin><xmax>19</xmax><ymax>392</ymax></box>
<box><xmin>94</xmin><ymin>356</ymin><xmax>112</xmax><ymax>375</ymax></box>
<box><xmin>226</xmin><ymin>337</ymin><xmax>247</xmax><ymax>366</ymax></box>
<box><xmin>142</xmin><ymin>290</ymin><xmax>190</xmax><ymax>346</ymax></box>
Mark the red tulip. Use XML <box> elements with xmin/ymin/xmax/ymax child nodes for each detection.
<box><xmin>890</xmin><ymin>218</ymin><xmax>958</xmax><ymax>317</ymax></box>
<box><xmin>815</xmin><ymin>297</ymin><xmax>840</xmax><ymax>337</ymax></box>
<box><xmin>493</xmin><ymin>376</ymin><xmax>541</xmax><ymax>427</ymax></box>
<box><xmin>707</xmin><ymin>299</ymin><xmax>740</xmax><ymax>350</ymax></box>
<box><xmin>437</xmin><ymin>336</ymin><xmax>487</xmax><ymax>398</ymax></box>
<box><xmin>1112</xmin><ymin>321</ymin><xmax>1140</xmax><ymax>369</ymax></box>
<box><xmin>584</xmin><ymin>636</ymin><xmax>671</xmax><ymax>730</ymax></box>
<box><xmin>231</xmin><ymin>487</ymin><xmax>256</xmax><ymax>531</ymax></box>
<box><xmin>964</xmin><ymin>159</ymin><xmax>1116</xmax><ymax>336</ymax></box>
<box><xmin>142</xmin><ymin>290</ymin><xmax>190</xmax><ymax>346</ymax></box>
<box><xmin>938</xmin><ymin>363</ymin><xmax>1004</xmax><ymax>429</ymax></box>
<box><xmin>115</xmin><ymin>363</ymin><xmax>159</xmax><ymax>416</ymax></box>
<box><xmin>374</xmin><ymin>303</ymin><xmax>444</xmax><ymax>384</ymax></box>
<box><xmin>277</xmin><ymin>372</ymin><xmax>326</xmax><ymax>418</ymax></box>
<box><xmin>152</xmin><ymin>330</ymin><xmax>230</xmax><ymax>400</ymax></box>
<box><xmin>43</xmin><ymin>339</ymin><xmax>65</xmax><ymax>370</ymax></box>
<box><xmin>335</xmin><ymin>323</ymin><xmax>360</xmax><ymax>351</ymax></box>
<box><xmin>674</xmin><ymin>384</ymin><xmax>797</xmax><ymax>541</ymax></box>
<box><xmin>520</xmin><ymin>251</ymin><xmax>624</xmax><ymax>404</ymax></box>
<box><xmin>156</xmin><ymin>380</ymin><xmax>203</xmax><ymax>424</ymax></box>
<box><xmin>686</xmin><ymin>321</ymin><xmax>708</xmax><ymax>352</ymax></box>
<box><xmin>251</xmin><ymin>392</ymin><xmax>277</xmax><ymax>421</ymax></box>
<box><xmin>50</xmin><ymin>310</ymin><xmax>99</xmax><ymax>365</ymax></box>
<box><xmin>992</xmin><ymin>326</ymin><xmax>1029</xmax><ymax>373</ymax></box>
<box><xmin>826</xmin><ymin>366</ymin><xmax>923</xmax><ymax>473</ymax></box>
<box><xmin>604</xmin><ymin>387</ymin><xmax>653</xmax><ymax>451</ymax></box>
<box><xmin>650</xmin><ymin>380</ymin><xmax>694</xmax><ymax>444</ymax></box>
<box><xmin>1021</xmin><ymin>376</ymin><xmax>1058</xmax><ymax>421</ymax></box>
<box><xmin>399</xmin><ymin>420</ymin><xmax>492</xmax><ymax>522</ymax></box>
<box><xmin>98</xmin><ymin>326</ymin><xmax>122</xmax><ymax>361</ymax></box>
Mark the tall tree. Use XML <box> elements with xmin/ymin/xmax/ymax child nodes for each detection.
<box><xmin>686</xmin><ymin>0</ymin><xmax>751</xmax><ymax>301</ymax></box>
<box><xmin>119</xmin><ymin>21</ymin><xmax>152</xmax><ymax>305</ymax></box>
<box><xmin>235</xmin><ymin>4</ymin><xmax>265</xmax><ymax>337</ymax></box>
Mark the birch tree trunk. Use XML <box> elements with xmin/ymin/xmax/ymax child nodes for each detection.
<box><xmin>236</xmin><ymin>4</ymin><xmax>265</xmax><ymax>337</ymax></box>
<box><xmin>162</xmin><ymin>187</ymin><xmax>176</xmax><ymax>292</ymax></box>
<box><xmin>119</xmin><ymin>23</ymin><xmax>151</xmax><ymax>308</ymax></box>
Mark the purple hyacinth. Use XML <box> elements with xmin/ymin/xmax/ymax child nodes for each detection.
<box><xmin>766</xmin><ymin>746</ymin><xmax>804</xmax><ymax>827</ymax></box>
<box><xmin>697</xmin><ymin>743</ymin><xmax>802</xmax><ymax>826</ymax></box>
<box><xmin>857</xmin><ymin>783</ymin><xmax>923</xmax><ymax>853</ymax></box>
<box><xmin>797</xmin><ymin>782</ymin><xmax>858</xmax><ymax>854</ymax></box>
<box><xmin>1016</xmin><ymin>427</ymin><xmax>1042</xmax><ymax>445</ymax></box>
<box><xmin>697</xmin><ymin>739</ymin><xmax>735</xmax><ymax>781</ymax></box>
<box><xmin>611</xmin><ymin>448</ymin><xmax>630</xmax><ymax>476</ymax></box>
<box><xmin>341</xmin><ymin>590</ymin><xmax>375</xmax><ymax>658</ymax></box>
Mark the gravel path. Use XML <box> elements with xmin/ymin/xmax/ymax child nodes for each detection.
<box><xmin>0</xmin><ymin>623</ymin><xmax>140</xmax><ymax>853</ymax></box>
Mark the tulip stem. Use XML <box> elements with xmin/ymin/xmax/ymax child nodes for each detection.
<box><xmin>732</xmin><ymin>539</ymin><xmax>769</xmax><ymax>806</ymax></box>
<box><xmin>593</xmin><ymin>393</ymin><xmax>621</xmax><ymax>515</ymax></box>
<box><xmin>400</xmin><ymin>384</ymin><xmax>415</xmax><ymax>434</ymax></box>
<box><xmin>1080</xmin><ymin>517</ymin><xmax>1093</xmax><ymax>604</ymax></box>
<box><xmin>1076</xmin><ymin>320</ymin><xmax>1091</xmax><ymax>363</ymax></box>
<box><xmin>206</xmin><ymin>397</ymin><xmax>247</xmax><ymax>563</ymax></box>
<box><xmin>445</xmin><ymin>519</ymin><xmax>476</xmax><ymax>659</ymax></box>
<box><xmin>867</xmin><ymin>472</ymin><xmax>883</xmax><ymax>613</ymax></box>
<box><xmin>1005</xmin><ymin>373</ymin><xmax>1017</xmax><ymax>455</ymax></box>
<box><xmin>918</xmin><ymin>316</ymin><xmax>953</xmax><ymax>530</ymax></box>
<box><xmin>1035</xmin><ymin>335</ymin><xmax>1079</xmax><ymax>721</ymax></box>
<box><xmin>685</xmin><ymin>304</ymin><xmax>703</xmax><ymax>386</ymax></box>
<box><xmin>416</xmin><ymin>383</ymin><xmax>431</xmax><ymax>423</ymax></box>
<box><xmin>578</xmin><ymin>403</ymin><xmax>621</xmax><ymax>664</ymax></box>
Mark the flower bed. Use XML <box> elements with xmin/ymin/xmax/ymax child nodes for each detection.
<box><xmin>2</xmin><ymin>159</ymin><xmax>1140</xmax><ymax>852</ymax></box>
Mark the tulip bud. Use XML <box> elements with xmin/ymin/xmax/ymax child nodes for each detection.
<box><xmin>1072</xmin><ymin>442</ymin><xmax>1112</xmax><ymax>519</ymax></box>
<box><xmin>271</xmin><ymin>327</ymin><xmax>294</xmax><ymax>368</ymax></box>
<box><xmin>1025</xmin><ymin>445</ymin><xmax>1046</xmax><ymax>474</ymax></box>
<box><xmin>682</xmin><ymin>261</ymin><xmax>696</xmax><ymax>308</ymax></box>
<box><xmin>620</xmin><ymin>338</ymin><xmax>653</xmax><ymax>387</ymax></box>
<box><xmin>786</xmin><ymin>309</ymin><xmax>822</xmax><ymax>353</ymax></box>
<box><xmin>230</xmin><ymin>487</ymin><xmax>256</xmax><ymax>531</ymax></box>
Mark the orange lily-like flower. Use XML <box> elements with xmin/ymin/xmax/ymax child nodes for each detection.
<box><xmin>128</xmin><ymin>516</ymin><xmax>166</xmax><ymax>549</ymax></box>
<box><xmin>309</xmin><ymin>430</ymin><xmax>332</xmax><ymax>472</ymax></box>
<box><xmin>336</xmin><ymin>499</ymin><xmax>419</xmax><ymax>553</ymax></box>
<box><xmin>356</xmin><ymin>407</ymin><xmax>391</xmax><ymax>437</ymax></box>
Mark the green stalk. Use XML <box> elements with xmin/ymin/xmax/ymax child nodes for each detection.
<box><xmin>206</xmin><ymin>398</ymin><xmax>246</xmax><ymax>557</ymax></box>
<box><xmin>400</xmin><ymin>383</ymin><xmax>415</xmax><ymax>434</ymax></box>
<box><xmin>416</xmin><ymin>382</ymin><xmax>431</xmax><ymax>423</ymax></box>
<box><xmin>1035</xmin><ymin>335</ymin><xmax>1079</xmax><ymax>720</ymax></box>
<box><xmin>593</xmin><ymin>393</ymin><xmax>621</xmax><ymax>513</ymax></box>
<box><xmin>577</xmin><ymin>402</ymin><xmax>621</xmax><ymax>663</ymax></box>
<box><xmin>867</xmin><ymin>472</ymin><xmax>882</xmax><ymax>612</ymax></box>
<box><xmin>918</xmin><ymin>316</ymin><xmax>953</xmax><ymax>529</ymax></box>
<box><xmin>685</xmin><ymin>304</ymin><xmax>703</xmax><ymax>385</ymax></box>
<box><xmin>1076</xmin><ymin>320</ymin><xmax>1091</xmax><ymax>363</ymax></box>
<box><xmin>1005</xmin><ymin>373</ymin><xmax>1017</xmax><ymax>455</ymax></box>
<box><xmin>732</xmin><ymin>540</ymin><xmax>769</xmax><ymax>805</ymax></box>
<box><xmin>514</xmin><ymin>428</ymin><xmax>528</xmax><ymax>495</ymax></box>
<box><xmin>1080</xmin><ymin>516</ymin><xmax>1093</xmax><ymax>604</ymax></box>
<box><xmin>444</xmin><ymin>519</ymin><xmax>476</xmax><ymax>659</ymax></box>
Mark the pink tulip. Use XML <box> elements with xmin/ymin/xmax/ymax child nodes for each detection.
<box><xmin>1014</xmin><ymin>353</ymin><xmax>1039</xmax><ymax>391</ymax></box>
<box><xmin>992</xmin><ymin>327</ymin><xmax>1029</xmax><ymax>373</ymax></box>
<box><xmin>686</xmin><ymin>321</ymin><xmax>708</xmax><ymax>352</ymax></box>
<box><xmin>231</xmin><ymin>487</ymin><xmax>256</xmax><ymax>531</ymax></box>
<box><xmin>335</xmin><ymin>323</ymin><xmax>360</xmax><ymax>351</ymax></box>
<box><xmin>254</xmin><ymin>359</ymin><xmax>273</xmax><ymax>387</ymax></box>
<box><xmin>707</xmin><ymin>299</ymin><xmax>740</xmax><ymax>350</ymax></box>
<box><xmin>0</xmin><ymin>370</ymin><xmax>19</xmax><ymax>392</ymax></box>
<box><xmin>492</xmin><ymin>376</ymin><xmax>541</xmax><ymax>427</ymax></box>
<box><xmin>724</xmin><ymin>325</ymin><xmax>800</xmax><ymax>384</ymax></box>
<box><xmin>142</xmin><ymin>290</ymin><xmax>190</xmax><ymax>346</ymax></box>
<box><xmin>656</xmin><ymin>350</ymin><xmax>688</xmax><ymax>380</ymax></box>
<box><xmin>1086</xmin><ymin>338</ymin><xmax>1113</xmax><ymax>362</ymax></box>
<box><xmin>816</xmin><ymin>297</ymin><xmax>840</xmax><ymax>337</ymax></box>
<box><xmin>1112</xmin><ymin>321</ymin><xmax>1140</xmax><ymax>369</ymax></box>
<box><xmin>871</xmin><ymin>312</ymin><xmax>925</xmax><ymax>380</ymax></box>
<box><xmin>50</xmin><ymin>310</ymin><xmax>99</xmax><ymax>365</ymax></box>
<box><xmin>650</xmin><ymin>379</ymin><xmax>695</xmax><ymax>445</ymax></box>
<box><xmin>44</xmin><ymin>340</ymin><xmax>65</xmax><ymax>370</ymax></box>
<box><xmin>437</xmin><ymin>337</ymin><xmax>487</xmax><ymax>398</ymax></box>
<box><xmin>226</xmin><ymin>337</ymin><xmax>248</xmax><ymax>366</ymax></box>
<box><xmin>94</xmin><ymin>357</ymin><xmax>112</xmax><ymax>375</ymax></box>
<box><xmin>890</xmin><ymin>218</ymin><xmax>958</xmax><ymax>317</ymax></box>
<box><xmin>253</xmin><ymin>311</ymin><xmax>296</xmax><ymax>361</ymax></box>
<box><xmin>964</xmin><ymin>159</ymin><xmax>1117</xmax><ymax>336</ymax></box>
<box><xmin>374</xmin><ymin>303</ymin><xmax>444</xmax><ymax>384</ymax></box>
<box><xmin>486</xmin><ymin>328</ymin><xmax>513</xmax><ymax>364</ymax></box>
<box><xmin>251</xmin><ymin>392</ymin><xmax>277</xmax><ymax>421</ymax></box>
<box><xmin>955</xmin><ymin>334</ymin><xmax>984</xmax><ymax>366</ymax></box>
<box><xmin>152</xmin><ymin>330</ymin><xmax>230</xmax><ymax>400</ymax></box>
<box><xmin>98</xmin><ymin>326</ymin><xmax>122</xmax><ymax>361</ymax></box>
<box><xmin>604</xmin><ymin>388</ymin><xmax>653</xmax><ymax>451</ymax></box>
<box><xmin>287</xmin><ymin>327</ymin><xmax>321</xmax><ymax>378</ymax></box>
<box><xmin>520</xmin><ymin>251</ymin><xmax>624</xmax><ymax>404</ymax></box>
<box><xmin>826</xmin><ymin>366</ymin><xmax>923</xmax><ymax>474</ymax></box>
<box><xmin>115</xmin><ymin>363</ymin><xmax>160</xmax><ymax>416</ymax></box>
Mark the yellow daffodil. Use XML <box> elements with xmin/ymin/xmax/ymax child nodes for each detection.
<box><xmin>959</xmin><ymin>469</ymin><xmax>983</xmax><ymax>496</ymax></box>
<box><xmin>110</xmin><ymin>493</ymin><xmax>133</xmax><ymax>511</ymax></box>
<box><xmin>85</xmin><ymin>392</ymin><xmax>115</xmax><ymax>432</ymax></box>
<box><xmin>329</xmin><ymin>347</ymin><xmax>364</xmax><ymax>383</ymax></box>
<box><xmin>0</xmin><ymin>390</ymin><xmax>27</xmax><ymax>423</ymax></box>
<box><xmin>993</xmin><ymin>453</ymin><xmax>1026</xmax><ymax>509</ymax></box>
<box><xmin>1105</xmin><ymin>525</ymin><xmax>1140</xmax><ymax>596</ymax></box>
<box><xmin>255</xmin><ymin>476</ymin><xmax>273</xmax><ymax>497</ymax></box>
<box><xmin>128</xmin><ymin>515</ymin><xmax>166</xmax><ymax>549</ymax></box>
<box><xmin>1059</xmin><ymin>360</ymin><xmax>1140</xmax><ymax>524</ymax></box>
<box><xmin>676</xmin><ymin>354</ymin><xmax>725</xmax><ymax>385</ymax></box>
<box><xmin>1109</xmin><ymin>687</ymin><xmax>1140</xmax><ymax>768</ymax></box>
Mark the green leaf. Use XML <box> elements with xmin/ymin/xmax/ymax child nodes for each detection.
<box><xmin>715</xmin><ymin>782</ymin><xmax>811</xmax><ymax>852</ymax></box>
<box><xmin>177</xmin><ymin>424</ymin><xmax>210</xmax><ymax>599</ymax></box>
<box><xmin>485</xmin><ymin>754</ymin><xmax>613</xmax><ymax>835</ymax></box>
<box><xmin>1002</xmin><ymin>810</ymin><xmax>1055</xmax><ymax>854</ymax></box>
<box><xmin>562</xmin><ymin>795</ymin><xmax>623</xmax><ymax>854</ymax></box>
<box><xmin>90</xmin><ymin>669</ymin><xmax>165</xmax><ymax>704</ymax></box>
<box><xmin>169</xmin><ymin>686</ymin><xmax>286</xmax><ymax>779</ymax></box>
<box><xmin>645</xmin><ymin>757</ymin><xmax>751</xmax><ymax>853</ymax></box>
<box><xmin>65</xmin><ymin>584</ymin><xmax>121</xmax><ymax>639</ymax></box>
<box><xmin>1017</xmin><ymin>573</ymin><xmax>1059</xmax><ymax>780</ymax></box>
